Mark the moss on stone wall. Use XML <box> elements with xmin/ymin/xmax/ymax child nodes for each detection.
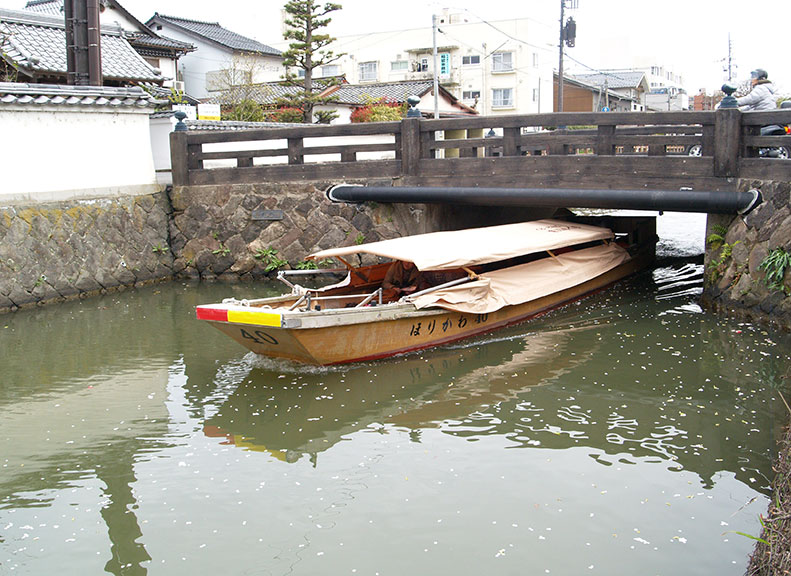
<box><xmin>0</xmin><ymin>192</ymin><xmax>173</xmax><ymax>312</ymax></box>
<box><xmin>702</xmin><ymin>180</ymin><xmax>791</xmax><ymax>330</ymax></box>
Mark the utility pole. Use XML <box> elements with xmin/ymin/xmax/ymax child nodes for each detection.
<box><xmin>432</xmin><ymin>13</ymin><xmax>439</xmax><ymax>119</ymax></box>
<box><xmin>557</xmin><ymin>0</ymin><xmax>565</xmax><ymax>112</ymax></box>
<box><xmin>557</xmin><ymin>0</ymin><xmax>577</xmax><ymax>112</ymax></box>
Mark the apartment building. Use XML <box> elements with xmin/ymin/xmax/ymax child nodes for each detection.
<box><xmin>296</xmin><ymin>10</ymin><xmax>555</xmax><ymax>116</ymax></box>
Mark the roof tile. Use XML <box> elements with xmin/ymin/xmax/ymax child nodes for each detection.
<box><xmin>149</xmin><ymin>13</ymin><xmax>281</xmax><ymax>57</ymax></box>
<box><xmin>0</xmin><ymin>7</ymin><xmax>162</xmax><ymax>82</ymax></box>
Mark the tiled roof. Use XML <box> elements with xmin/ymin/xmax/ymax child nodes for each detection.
<box><xmin>203</xmin><ymin>81</ymin><xmax>332</xmax><ymax>106</ymax></box>
<box><xmin>147</xmin><ymin>13</ymin><xmax>281</xmax><ymax>57</ymax></box>
<box><xmin>22</xmin><ymin>0</ymin><xmax>195</xmax><ymax>54</ymax></box>
<box><xmin>328</xmin><ymin>80</ymin><xmax>435</xmax><ymax>105</ymax></box>
<box><xmin>569</xmin><ymin>71</ymin><xmax>646</xmax><ymax>90</ymax></box>
<box><xmin>0</xmin><ymin>82</ymin><xmax>160</xmax><ymax>108</ymax></box>
<box><xmin>0</xmin><ymin>8</ymin><xmax>162</xmax><ymax>83</ymax></box>
<box><xmin>126</xmin><ymin>32</ymin><xmax>194</xmax><ymax>53</ymax></box>
<box><xmin>21</xmin><ymin>0</ymin><xmax>61</xmax><ymax>15</ymax></box>
<box><xmin>150</xmin><ymin>110</ymin><xmax>297</xmax><ymax>129</ymax></box>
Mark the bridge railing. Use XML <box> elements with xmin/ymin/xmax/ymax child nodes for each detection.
<box><xmin>170</xmin><ymin>109</ymin><xmax>791</xmax><ymax>190</ymax></box>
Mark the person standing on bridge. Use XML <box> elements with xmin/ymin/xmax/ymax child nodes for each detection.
<box><xmin>736</xmin><ymin>69</ymin><xmax>777</xmax><ymax>111</ymax></box>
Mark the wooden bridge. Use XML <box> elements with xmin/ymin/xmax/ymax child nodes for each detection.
<box><xmin>170</xmin><ymin>108</ymin><xmax>791</xmax><ymax>200</ymax></box>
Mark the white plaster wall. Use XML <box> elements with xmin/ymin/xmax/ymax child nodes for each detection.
<box><xmin>1</xmin><ymin>107</ymin><xmax>158</xmax><ymax>201</ymax></box>
<box><xmin>149</xmin><ymin>115</ymin><xmax>177</xmax><ymax>173</ymax></box>
<box><xmin>149</xmin><ymin>23</ymin><xmax>284</xmax><ymax>99</ymax></box>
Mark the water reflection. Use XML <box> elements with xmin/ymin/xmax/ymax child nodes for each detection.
<box><xmin>202</xmin><ymin>325</ymin><xmax>599</xmax><ymax>463</ymax></box>
<box><xmin>199</xmin><ymin>274</ymin><xmax>786</xmax><ymax>493</ymax></box>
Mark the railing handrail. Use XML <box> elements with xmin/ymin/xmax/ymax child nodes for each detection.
<box><xmin>170</xmin><ymin>108</ymin><xmax>791</xmax><ymax>189</ymax></box>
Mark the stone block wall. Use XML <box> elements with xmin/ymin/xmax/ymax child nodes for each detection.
<box><xmin>0</xmin><ymin>193</ymin><xmax>174</xmax><ymax>312</ymax></box>
<box><xmin>168</xmin><ymin>181</ymin><xmax>425</xmax><ymax>282</ymax></box>
<box><xmin>702</xmin><ymin>180</ymin><xmax>791</xmax><ymax>330</ymax></box>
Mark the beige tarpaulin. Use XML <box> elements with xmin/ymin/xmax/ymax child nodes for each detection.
<box><xmin>409</xmin><ymin>243</ymin><xmax>630</xmax><ymax>314</ymax></box>
<box><xmin>308</xmin><ymin>219</ymin><xmax>615</xmax><ymax>271</ymax></box>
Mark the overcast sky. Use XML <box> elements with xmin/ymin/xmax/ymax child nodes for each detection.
<box><xmin>4</xmin><ymin>0</ymin><xmax>789</xmax><ymax>94</ymax></box>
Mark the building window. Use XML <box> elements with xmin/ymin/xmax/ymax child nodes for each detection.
<box><xmin>358</xmin><ymin>61</ymin><xmax>378</xmax><ymax>82</ymax></box>
<box><xmin>439</xmin><ymin>53</ymin><xmax>451</xmax><ymax>78</ymax></box>
<box><xmin>532</xmin><ymin>52</ymin><xmax>539</xmax><ymax>67</ymax></box>
<box><xmin>320</xmin><ymin>64</ymin><xmax>340</xmax><ymax>77</ymax></box>
<box><xmin>492</xmin><ymin>87</ymin><xmax>514</xmax><ymax>108</ymax></box>
<box><xmin>462</xmin><ymin>90</ymin><xmax>481</xmax><ymax>101</ymax></box>
<box><xmin>391</xmin><ymin>60</ymin><xmax>408</xmax><ymax>71</ymax></box>
<box><xmin>492</xmin><ymin>52</ymin><xmax>513</xmax><ymax>73</ymax></box>
<box><xmin>532</xmin><ymin>88</ymin><xmax>539</xmax><ymax>102</ymax></box>
<box><xmin>420</xmin><ymin>58</ymin><xmax>429</xmax><ymax>72</ymax></box>
<box><xmin>462</xmin><ymin>55</ymin><xmax>480</xmax><ymax>66</ymax></box>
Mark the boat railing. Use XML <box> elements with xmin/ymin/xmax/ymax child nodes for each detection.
<box><xmin>403</xmin><ymin>275</ymin><xmax>475</xmax><ymax>301</ymax></box>
<box><xmin>277</xmin><ymin>268</ymin><xmax>350</xmax><ymax>293</ymax></box>
<box><xmin>289</xmin><ymin>288</ymin><xmax>384</xmax><ymax>311</ymax></box>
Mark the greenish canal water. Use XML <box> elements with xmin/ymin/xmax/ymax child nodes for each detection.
<box><xmin>1</xmin><ymin>214</ymin><xmax>790</xmax><ymax>575</ymax></box>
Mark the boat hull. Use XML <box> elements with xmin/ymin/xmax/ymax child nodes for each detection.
<box><xmin>200</xmin><ymin>252</ymin><xmax>650</xmax><ymax>365</ymax></box>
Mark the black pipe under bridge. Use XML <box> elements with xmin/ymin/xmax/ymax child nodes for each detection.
<box><xmin>327</xmin><ymin>184</ymin><xmax>762</xmax><ymax>215</ymax></box>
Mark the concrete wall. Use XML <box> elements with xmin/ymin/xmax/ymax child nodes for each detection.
<box><xmin>291</xmin><ymin>15</ymin><xmax>554</xmax><ymax>115</ymax></box>
<box><xmin>1</xmin><ymin>105</ymin><xmax>158</xmax><ymax>202</ymax></box>
<box><xmin>702</xmin><ymin>180</ymin><xmax>791</xmax><ymax>330</ymax></box>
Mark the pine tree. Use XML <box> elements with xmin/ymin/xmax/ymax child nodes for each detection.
<box><xmin>280</xmin><ymin>0</ymin><xmax>344</xmax><ymax>123</ymax></box>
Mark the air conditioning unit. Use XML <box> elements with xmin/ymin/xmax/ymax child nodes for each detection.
<box><xmin>173</xmin><ymin>81</ymin><xmax>185</xmax><ymax>92</ymax></box>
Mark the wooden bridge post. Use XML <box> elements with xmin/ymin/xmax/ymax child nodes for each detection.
<box><xmin>170</xmin><ymin>130</ymin><xmax>189</xmax><ymax>186</ymax></box>
<box><xmin>400</xmin><ymin>117</ymin><xmax>421</xmax><ymax>176</ymax></box>
<box><xmin>713</xmin><ymin>108</ymin><xmax>741</xmax><ymax>177</ymax></box>
<box><xmin>596</xmin><ymin>125</ymin><xmax>616</xmax><ymax>155</ymax></box>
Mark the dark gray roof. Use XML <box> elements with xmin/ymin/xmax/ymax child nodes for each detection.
<box><xmin>126</xmin><ymin>32</ymin><xmax>195</xmax><ymax>55</ymax></box>
<box><xmin>328</xmin><ymin>80</ymin><xmax>435</xmax><ymax>105</ymax></box>
<box><xmin>0</xmin><ymin>8</ymin><xmax>162</xmax><ymax>83</ymax></box>
<box><xmin>203</xmin><ymin>81</ymin><xmax>334</xmax><ymax>106</ymax></box>
<box><xmin>22</xmin><ymin>0</ymin><xmax>195</xmax><ymax>54</ymax></box>
<box><xmin>150</xmin><ymin>110</ymin><xmax>298</xmax><ymax>129</ymax></box>
<box><xmin>569</xmin><ymin>71</ymin><xmax>646</xmax><ymax>90</ymax></box>
<box><xmin>147</xmin><ymin>13</ymin><xmax>281</xmax><ymax>57</ymax></box>
<box><xmin>23</xmin><ymin>0</ymin><xmax>60</xmax><ymax>15</ymax></box>
<box><xmin>0</xmin><ymin>82</ymin><xmax>160</xmax><ymax>108</ymax></box>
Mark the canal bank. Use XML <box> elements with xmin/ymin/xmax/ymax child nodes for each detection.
<box><xmin>703</xmin><ymin>179</ymin><xmax>791</xmax><ymax>331</ymax></box>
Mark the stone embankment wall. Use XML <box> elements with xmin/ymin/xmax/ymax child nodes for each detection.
<box><xmin>168</xmin><ymin>182</ymin><xmax>424</xmax><ymax>281</ymax></box>
<box><xmin>0</xmin><ymin>182</ymin><xmax>422</xmax><ymax>312</ymax></box>
<box><xmin>702</xmin><ymin>180</ymin><xmax>791</xmax><ymax>330</ymax></box>
<box><xmin>0</xmin><ymin>193</ymin><xmax>174</xmax><ymax>311</ymax></box>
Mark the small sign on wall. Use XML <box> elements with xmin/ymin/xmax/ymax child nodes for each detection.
<box><xmin>172</xmin><ymin>104</ymin><xmax>196</xmax><ymax>120</ymax></box>
<box><xmin>198</xmin><ymin>103</ymin><xmax>221</xmax><ymax>121</ymax></box>
<box><xmin>252</xmin><ymin>209</ymin><xmax>284</xmax><ymax>221</ymax></box>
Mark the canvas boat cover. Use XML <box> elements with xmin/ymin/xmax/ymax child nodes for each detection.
<box><xmin>308</xmin><ymin>219</ymin><xmax>614</xmax><ymax>271</ymax></box>
<box><xmin>409</xmin><ymin>242</ymin><xmax>630</xmax><ymax>314</ymax></box>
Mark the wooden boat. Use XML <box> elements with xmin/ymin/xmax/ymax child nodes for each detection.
<box><xmin>196</xmin><ymin>218</ymin><xmax>655</xmax><ymax>365</ymax></box>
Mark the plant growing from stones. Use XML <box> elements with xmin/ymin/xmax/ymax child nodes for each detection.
<box><xmin>706</xmin><ymin>233</ymin><xmax>740</xmax><ymax>285</ymax></box>
<box><xmin>355</xmin><ymin>233</ymin><xmax>365</xmax><ymax>245</ymax></box>
<box><xmin>295</xmin><ymin>258</ymin><xmax>334</xmax><ymax>270</ymax></box>
<box><xmin>295</xmin><ymin>260</ymin><xmax>318</xmax><ymax>270</ymax></box>
<box><xmin>255</xmin><ymin>247</ymin><xmax>288</xmax><ymax>272</ymax></box>
<box><xmin>759</xmin><ymin>247</ymin><xmax>791</xmax><ymax>295</ymax></box>
<box><xmin>152</xmin><ymin>243</ymin><xmax>169</xmax><ymax>254</ymax></box>
<box><xmin>212</xmin><ymin>243</ymin><xmax>231</xmax><ymax>257</ymax></box>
